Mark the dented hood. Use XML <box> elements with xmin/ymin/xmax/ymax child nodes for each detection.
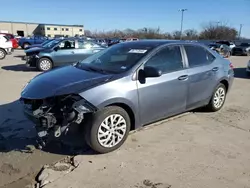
<box><xmin>21</xmin><ymin>65</ymin><xmax>113</xmax><ymax>99</ymax></box>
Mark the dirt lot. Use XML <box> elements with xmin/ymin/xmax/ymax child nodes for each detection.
<box><xmin>0</xmin><ymin>50</ymin><xmax>250</xmax><ymax>188</ymax></box>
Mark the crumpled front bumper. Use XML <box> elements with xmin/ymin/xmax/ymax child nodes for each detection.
<box><xmin>26</xmin><ymin>55</ymin><xmax>39</xmax><ymax>67</ymax></box>
<box><xmin>19</xmin><ymin>96</ymin><xmax>97</xmax><ymax>148</ymax></box>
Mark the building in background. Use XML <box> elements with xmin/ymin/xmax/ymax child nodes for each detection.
<box><xmin>0</xmin><ymin>21</ymin><xmax>84</xmax><ymax>37</ymax></box>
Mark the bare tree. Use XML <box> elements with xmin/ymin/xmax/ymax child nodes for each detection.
<box><xmin>183</xmin><ymin>29</ymin><xmax>198</xmax><ymax>40</ymax></box>
<box><xmin>84</xmin><ymin>30</ymin><xmax>92</xmax><ymax>36</ymax></box>
<box><xmin>85</xmin><ymin>22</ymin><xmax>243</xmax><ymax>40</ymax></box>
<box><xmin>199</xmin><ymin>22</ymin><xmax>238</xmax><ymax>40</ymax></box>
<box><xmin>172</xmin><ymin>30</ymin><xmax>181</xmax><ymax>39</ymax></box>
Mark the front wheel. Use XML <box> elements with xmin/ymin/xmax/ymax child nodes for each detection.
<box><xmin>84</xmin><ymin>106</ymin><xmax>131</xmax><ymax>154</ymax></box>
<box><xmin>0</xmin><ymin>49</ymin><xmax>6</xmax><ymax>60</ymax></box>
<box><xmin>205</xmin><ymin>83</ymin><xmax>227</xmax><ymax>112</ymax></box>
<box><xmin>37</xmin><ymin>58</ymin><xmax>53</xmax><ymax>71</ymax></box>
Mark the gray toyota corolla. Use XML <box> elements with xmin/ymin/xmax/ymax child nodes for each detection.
<box><xmin>20</xmin><ymin>40</ymin><xmax>234</xmax><ymax>153</ymax></box>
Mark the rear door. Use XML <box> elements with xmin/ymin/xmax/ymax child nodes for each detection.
<box><xmin>73</xmin><ymin>40</ymin><xmax>100</xmax><ymax>61</ymax></box>
<box><xmin>183</xmin><ymin>44</ymin><xmax>218</xmax><ymax>110</ymax></box>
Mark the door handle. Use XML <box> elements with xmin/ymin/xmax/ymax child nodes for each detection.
<box><xmin>212</xmin><ymin>67</ymin><xmax>219</xmax><ymax>71</ymax></box>
<box><xmin>178</xmin><ymin>75</ymin><xmax>188</xmax><ymax>80</ymax></box>
<box><xmin>71</xmin><ymin>51</ymin><xmax>75</xmax><ymax>54</ymax></box>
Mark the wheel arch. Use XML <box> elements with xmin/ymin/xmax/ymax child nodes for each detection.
<box><xmin>219</xmin><ymin>79</ymin><xmax>229</xmax><ymax>92</ymax></box>
<box><xmin>106</xmin><ymin>102</ymin><xmax>136</xmax><ymax>131</ymax></box>
<box><xmin>0</xmin><ymin>48</ymin><xmax>7</xmax><ymax>54</ymax></box>
<box><xmin>37</xmin><ymin>56</ymin><xmax>54</xmax><ymax>66</ymax></box>
<box><xmin>96</xmin><ymin>98</ymin><xmax>138</xmax><ymax>131</ymax></box>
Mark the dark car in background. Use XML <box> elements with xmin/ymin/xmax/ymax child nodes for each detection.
<box><xmin>18</xmin><ymin>36</ymin><xmax>49</xmax><ymax>49</ymax></box>
<box><xmin>20</xmin><ymin>40</ymin><xmax>234</xmax><ymax>153</ymax></box>
<box><xmin>24</xmin><ymin>39</ymin><xmax>55</xmax><ymax>50</ymax></box>
<box><xmin>25</xmin><ymin>38</ymin><xmax>106</xmax><ymax>71</ymax></box>
<box><xmin>231</xmin><ymin>43</ymin><xmax>250</xmax><ymax>56</ymax></box>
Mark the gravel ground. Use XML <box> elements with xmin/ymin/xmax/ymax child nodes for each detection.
<box><xmin>0</xmin><ymin>50</ymin><xmax>250</xmax><ymax>188</ymax></box>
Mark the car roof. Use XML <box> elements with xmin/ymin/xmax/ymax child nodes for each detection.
<box><xmin>119</xmin><ymin>39</ymin><xmax>205</xmax><ymax>48</ymax></box>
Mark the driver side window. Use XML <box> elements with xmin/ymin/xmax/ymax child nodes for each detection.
<box><xmin>58</xmin><ymin>40</ymin><xmax>75</xmax><ymax>50</ymax></box>
<box><xmin>145</xmin><ymin>45</ymin><xmax>184</xmax><ymax>74</ymax></box>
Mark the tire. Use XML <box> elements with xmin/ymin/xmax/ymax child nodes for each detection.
<box><xmin>23</xmin><ymin>43</ymin><xmax>30</xmax><ymax>49</ymax></box>
<box><xmin>0</xmin><ymin>49</ymin><xmax>6</xmax><ymax>60</ymax></box>
<box><xmin>37</xmin><ymin>58</ymin><xmax>53</xmax><ymax>71</ymax></box>
<box><xmin>84</xmin><ymin>106</ymin><xmax>131</xmax><ymax>154</ymax></box>
<box><xmin>205</xmin><ymin>83</ymin><xmax>227</xmax><ymax>112</ymax></box>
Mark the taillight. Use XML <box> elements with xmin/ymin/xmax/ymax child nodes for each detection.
<box><xmin>229</xmin><ymin>62</ymin><xmax>234</xmax><ymax>69</ymax></box>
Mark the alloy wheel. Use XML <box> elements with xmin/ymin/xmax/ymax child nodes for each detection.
<box><xmin>213</xmin><ymin>87</ymin><xmax>226</xmax><ymax>109</ymax></box>
<box><xmin>0</xmin><ymin>50</ymin><xmax>5</xmax><ymax>59</ymax></box>
<box><xmin>40</xmin><ymin>60</ymin><xmax>51</xmax><ymax>71</ymax></box>
<box><xmin>97</xmin><ymin>114</ymin><xmax>127</xmax><ymax>148</ymax></box>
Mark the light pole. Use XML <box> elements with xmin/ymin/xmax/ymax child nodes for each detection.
<box><xmin>238</xmin><ymin>24</ymin><xmax>243</xmax><ymax>39</ymax></box>
<box><xmin>179</xmin><ymin>8</ymin><xmax>187</xmax><ymax>40</ymax></box>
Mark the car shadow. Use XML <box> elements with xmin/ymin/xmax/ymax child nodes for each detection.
<box><xmin>233</xmin><ymin>68</ymin><xmax>250</xmax><ymax>79</ymax></box>
<box><xmin>1</xmin><ymin>64</ymin><xmax>37</xmax><ymax>72</ymax></box>
<box><xmin>0</xmin><ymin>100</ymin><xmax>94</xmax><ymax>156</ymax></box>
<box><xmin>13</xmin><ymin>55</ymin><xmax>25</xmax><ymax>60</ymax></box>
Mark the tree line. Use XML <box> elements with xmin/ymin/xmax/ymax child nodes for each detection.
<box><xmin>84</xmin><ymin>22</ymin><xmax>245</xmax><ymax>40</ymax></box>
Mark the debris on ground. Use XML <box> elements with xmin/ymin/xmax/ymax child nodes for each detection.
<box><xmin>35</xmin><ymin>156</ymin><xmax>82</xmax><ymax>188</ymax></box>
<box><xmin>134</xmin><ymin>179</ymin><xmax>171</xmax><ymax>188</ymax></box>
<box><xmin>0</xmin><ymin>163</ymin><xmax>21</xmax><ymax>175</ymax></box>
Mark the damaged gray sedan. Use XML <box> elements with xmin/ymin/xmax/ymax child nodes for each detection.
<box><xmin>20</xmin><ymin>40</ymin><xmax>234</xmax><ymax>153</ymax></box>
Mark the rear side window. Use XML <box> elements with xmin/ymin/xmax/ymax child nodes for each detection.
<box><xmin>3</xmin><ymin>36</ymin><xmax>9</xmax><ymax>42</ymax></box>
<box><xmin>184</xmin><ymin>45</ymin><xmax>215</xmax><ymax>68</ymax></box>
<box><xmin>145</xmin><ymin>45</ymin><xmax>183</xmax><ymax>74</ymax></box>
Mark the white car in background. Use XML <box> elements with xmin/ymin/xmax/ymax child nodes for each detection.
<box><xmin>0</xmin><ymin>34</ymin><xmax>13</xmax><ymax>60</ymax></box>
<box><xmin>229</xmin><ymin>42</ymin><xmax>236</xmax><ymax>49</ymax></box>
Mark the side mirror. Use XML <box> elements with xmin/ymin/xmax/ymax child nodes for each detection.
<box><xmin>144</xmin><ymin>66</ymin><xmax>162</xmax><ymax>77</ymax></box>
<box><xmin>54</xmin><ymin>46</ymin><xmax>59</xmax><ymax>51</ymax></box>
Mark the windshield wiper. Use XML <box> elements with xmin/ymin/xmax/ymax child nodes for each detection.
<box><xmin>77</xmin><ymin>63</ymin><xmax>109</xmax><ymax>74</ymax></box>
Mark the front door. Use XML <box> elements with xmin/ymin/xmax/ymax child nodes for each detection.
<box><xmin>137</xmin><ymin>45</ymin><xmax>188</xmax><ymax>125</ymax></box>
<box><xmin>183</xmin><ymin>45</ymin><xmax>219</xmax><ymax>109</ymax></box>
<box><xmin>52</xmin><ymin>39</ymin><xmax>78</xmax><ymax>66</ymax></box>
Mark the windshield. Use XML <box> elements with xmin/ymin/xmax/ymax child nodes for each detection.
<box><xmin>43</xmin><ymin>39</ymin><xmax>60</xmax><ymax>48</ymax></box>
<box><xmin>78</xmin><ymin>42</ymin><xmax>154</xmax><ymax>74</ymax></box>
<box><xmin>41</xmin><ymin>40</ymin><xmax>53</xmax><ymax>46</ymax></box>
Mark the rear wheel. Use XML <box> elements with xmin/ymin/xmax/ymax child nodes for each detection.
<box><xmin>0</xmin><ymin>49</ymin><xmax>6</xmax><ymax>60</ymax></box>
<box><xmin>37</xmin><ymin>58</ymin><xmax>53</xmax><ymax>71</ymax></box>
<box><xmin>205</xmin><ymin>83</ymin><xmax>227</xmax><ymax>112</ymax></box>
<box><xmin>84</xmin><ymin>106</ymin><xmax>131</xmax><ymax>154</ymax></box>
